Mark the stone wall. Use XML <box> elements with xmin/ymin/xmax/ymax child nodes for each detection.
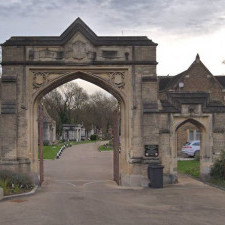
<box><xmin>212</xmin><ymin>113</ymin><xmax>225</xmax><ymax>159</ymax></box>
<box><xmin>2</xmin><ymin>18</ymin><xmax>225</xmax><ymax>186</ymax></box>
<box><xmin>0</xmin><ymin>18</ymin><xmax>160</xmax><ymax>187</ymax></box>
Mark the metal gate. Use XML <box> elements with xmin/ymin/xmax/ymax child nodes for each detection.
<box><xmin>113</xmin><ymin>110</ymin><xmax>120</xmax><ymax>185</ymax></box>
<box><xmin>39</xmin><ymin>103</ymin><xmax>44</xmax><ymax>185</ymax></box>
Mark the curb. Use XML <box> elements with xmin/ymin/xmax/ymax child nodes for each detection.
<box><xmin>202</xmin><ymin>180</ymin><xmax>225</xmax><ymax>192</ymax></box>
<box><xmin>2</xmin><ymin>185</ymin><xmax>39</xmax><ymax>201</ymax></box>
<box><xmin>179</xmin><ymin>172</ymin><xmax>225</xmax><ymax>192</ymax></box>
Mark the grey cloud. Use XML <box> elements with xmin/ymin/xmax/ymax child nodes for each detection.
<box><xmin>0</xmin><ymin>0</ymin><xmax>225</xmax><ymax>35</ymax></box>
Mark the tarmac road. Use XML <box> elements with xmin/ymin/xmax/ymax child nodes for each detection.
<box><xmin>0</xmin><ymin>142</ymin><xmax>225</xmax><ymax>225</ymax></box>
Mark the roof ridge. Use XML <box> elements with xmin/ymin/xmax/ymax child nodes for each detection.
<box><xmin>2</xmin><ymin>18</ymin><xmax>157</xmax><ymax>46</ymax></box>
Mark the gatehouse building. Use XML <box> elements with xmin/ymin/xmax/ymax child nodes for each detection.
<box><xmin>1</xmin><ymin>18</ymin><xmax>225</xmax><ymax>186</ymax></box>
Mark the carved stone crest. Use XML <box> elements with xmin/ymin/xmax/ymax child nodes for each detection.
<box><xmin>64</xmin><ymin>40</ymin><xmax>88</xmax><ymax>60</ymax></box>
<box><xmin>33</xmin><ymin>72</ymin><xmax>48</xmax><ymax>89</ymax></box>
<box><xmin>72</xmin><ymin>41</ymin><xmax>87</xmax><ymax>60</ymax></box>
<box><xmin>32</xmin><ymin>71</ymin><xmax>72</xmax><ymax>90</ymax></box>
<box><xmin>109</xmin><ymin>72</ymin><xmax>125</xmax><ymax>89</ymax></box>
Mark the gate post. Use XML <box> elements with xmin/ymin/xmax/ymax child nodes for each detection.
<box><xmin>0</xmin><ymin>75</ymin><xmax>18</xmax><ymax>163</ymax></box>
<box><xmin>113</xmin><ymin>110</ymin><xmax>120</xmax><ymax>184</ymax></box>
<box><xmin>39</xmin><ymin>103</ymin><xmax>44</xmax><ymax>185</ymax></box>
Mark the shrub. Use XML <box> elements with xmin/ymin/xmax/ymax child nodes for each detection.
<box><xmin>90</xmin><ymin>134</ymin><xmax>98</xmax><ymax>141</ymax></box>
<box><xmin>0</xmin><ymin>170</ymin><xmax>14</xmax><ymax>181</ymax></box>
<box><xmin>43</xmin><ymin>140</ymin><xmax>50</xmax><ymax>146</ymax></box>
<box><xmin>8</xmin><ymin>173</ymin><xmax>33</xmax><ymax>189</ymax></box>
<box><xmin>210</xmin><ymin>151</ymin><xmax>225</xmax><ymax>179</ymax></box>
<box><xmin>0</xmin><ymin>179</ymin><xmax>9</xmax><ymax>195</ymax></box>
<box><xmin>108</xmin><ymin>140</ymin><xmax>113</xmax><ymax>147</ymax></box>
<box><xmin>0</xmin><ymin>170</ymin><xmax>33</xmax><ymax>195</ymax></box>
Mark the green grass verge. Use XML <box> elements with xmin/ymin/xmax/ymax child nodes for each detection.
<box><xmin>39</xmin><ymin>140</ymin><xmax>97</xmax><ymax>159</ymax></box>
<box><xmin>42</xmin><ymin>144</ymin><xmax>64</xmax><ymax>159</ymax></box>
<box><xmin>209</xmin><ymin>177</ymin><xmax>225</xmax><ymax>189</ymax></box>
<box><xmin>177</xmin><ymin>160</ymin><xmax>200</xmax><ymax>178</ymax></box>
<box><xmin>178</xmin><ymin>160</ymin><xmax>225</xmax><ymax>189</ymax></box>
<box><xmin>99</xmin><ymin>145</ymin><xmax>113</xmax><ymax>151</ymax></box>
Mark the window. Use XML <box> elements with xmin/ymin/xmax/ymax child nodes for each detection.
<box><xmin>188</xmin><ymin>129</ymin><xmax>200</xmax><ymax>141</ymax></box>
<box><xmin>196</xmin><ymin>130</ymin><xmax>200</xmax><ymax>140</ymax></box>
<box><xmin>102</xmin><ymin>50</ymin><xmax>117</xmax><ymax>58</ymax></box>
<box><xmin>189</xmin><ymin>130</ymin><xmax>194</xmax><ymax>141</ymax></box>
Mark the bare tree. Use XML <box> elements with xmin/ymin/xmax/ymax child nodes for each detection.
<box><xmin>58</xmin><ymin>83</ymin><xmax>88</xmax><ymax>110</ymax></box>
<box><xmin>44</xmin><ymin>82</ymin><xmax>88</xmax><ymax>136</ymax></box>
<box><xmin>86</xmin><ymin>92</ymin><xmax>118</xmax><ymax>135</ymax></box>
<box><xmin>43</xmin><ymin>82</ymin><xmax>118</xmax><ymax>138</ymax></box>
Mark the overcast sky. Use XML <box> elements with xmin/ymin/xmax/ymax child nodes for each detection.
<box><xmin>0</xmin><ymin>0</ymin><xmax>225</xmax><ymax>93</ymax></box>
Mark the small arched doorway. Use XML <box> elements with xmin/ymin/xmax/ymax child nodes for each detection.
<box><xmin>176</xmin><ymin>119</ymin><xmax>204</xmax><ymax>179</ymax></box>
<box><xmin>176</xmin><ymin>119</ymin><xmax>203</xmax><ymax>158</ymax></box>
<box><xmin>170</xmin><ymin>116</ymin><xmax>212</xmax><ymax>182</ymax></box>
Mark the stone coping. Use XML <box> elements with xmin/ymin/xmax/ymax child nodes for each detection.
<box><xmin>1</xmin><ymin>185</ymin><xmax>38</xmax><ymax>201</ymax></box>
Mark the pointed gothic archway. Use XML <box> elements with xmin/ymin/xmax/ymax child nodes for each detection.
<box><xmin>170</xmin><ymin>116</ymin><xmax>213</xmax><ymax>182</ymax></box>
<box><xmin>31</xmin><ymin>70</ymin><xmax>127</xmax><ymax>184</ymax></box>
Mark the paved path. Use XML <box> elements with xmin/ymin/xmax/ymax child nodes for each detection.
<box><xmin>1</xmin><ymin>142</ymin><xmax>225</xmax><ymax>225</ymax></box>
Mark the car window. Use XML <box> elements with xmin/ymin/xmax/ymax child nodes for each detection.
<box><xmin>193</xmin><ymin>142</ymin><xmax>200</xmax><ymax>146</ymax></box>
<box><xmin>184</xmin><ymin>142</ymin><xmax>191</xmax><ymax>146</ymax></box>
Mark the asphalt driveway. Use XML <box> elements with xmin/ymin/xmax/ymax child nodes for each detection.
<box><xmin>0</xmin><ymin>142</ymin><xmax>225</xmax><ymax>225</ymax></box>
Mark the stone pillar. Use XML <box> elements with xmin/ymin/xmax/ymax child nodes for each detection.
<box><xmin>0</xmin><ymin>46</ymin><xmax>31</xmax><ymax>174</ymax></box>
<box><xmin>121</xmin><ymin>45</ymin><xmax>158</xmax><ymax>187</ymax></box>
<box><xmin>0</xmin><ymin>73</ymin><xmax>18</xmax><ymax>161</ymax></box>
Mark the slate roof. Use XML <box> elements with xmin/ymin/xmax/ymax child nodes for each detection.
<box><xmin>158</xmin><ymin>75</ymin><xmax>225</xmax><ymax>91</ymax></box>
<box><xmin>2</xmin><ymin>18</ymin><xmax>157</xmax><ymax>47</ymax></box>
<box><xmin>215</xmin><ymin>76</ymin><xmax>225</xmax><ymax>88</ymax></box>
<box><xmin>158</xmin><ymin>55</ymin><xmax>225</xmax><ymax>91</ymax></box>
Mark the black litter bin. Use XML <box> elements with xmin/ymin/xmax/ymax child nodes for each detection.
<box><xmin>148</xmin><ymin>164</ymin><xmax>164</xmax><ymax>188</ymax></box>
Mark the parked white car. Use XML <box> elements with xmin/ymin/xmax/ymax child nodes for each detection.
<box><xmin>181</xmin><ymin>140</ymin><xmax>200</xmax><ymax>157</ymax></box>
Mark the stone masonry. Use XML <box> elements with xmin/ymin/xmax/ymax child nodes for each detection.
<box><xmin>1</xmin><ymin>18</ymin><xmax>225</xmax><ymax>186</ymax></box>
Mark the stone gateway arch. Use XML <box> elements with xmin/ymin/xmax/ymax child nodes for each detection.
<box><xmin>1</xmin><ymin>18</ymin><xmax>225</xmax><ymax>186</ymax></box>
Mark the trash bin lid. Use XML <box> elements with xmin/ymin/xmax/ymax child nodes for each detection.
<box><xmin>148</xmin><ymin>164</ymin><xmax>164</xmax><ymax>169</ymax></box>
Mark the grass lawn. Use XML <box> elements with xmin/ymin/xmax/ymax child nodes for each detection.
<box><xmin>178</xmin><ymin>159</ymin><xmax>225</xmax><ymax>189</ymax></box>
<box><xmin>41</xmin><ymin>144</ymin><xmax>64</xmax><ymax>159</ymax></box>
<box><xmin>40</xmin><ymin>140</ymin><xmax>97</xmax><ymax>159</ymax></box>
<box><xmin>99</xmin><ymin>145</ymin><xmax>113</xmax><ymax>152</ymax></box>
<box><xmin>177</xmin><ymin>160</ymin><xmax>200</xmax><ymax>178</ymax></box>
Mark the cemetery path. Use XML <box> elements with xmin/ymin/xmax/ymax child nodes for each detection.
<box><xmin>1</xmin><ymin>142</ymin><xmax>225</xmax><ymax>225</ymax></box>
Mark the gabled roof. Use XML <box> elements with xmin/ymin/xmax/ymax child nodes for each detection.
<box><xmin>215</xmin><ymin>76</ymin><xmax>225</xmax><ymax>88</ymax></box>
<box><xmin>159</xmin><ymin>75</ymin><xmax>225</xmax><ymax>91</ymax></box>
<box><xmin>2</xmin><ymin>18</ymin><xmax>157</xmax><ymax>47</ymax></box>
<box><xmin>157</xmin><ymin>76</ymin><xmax>171</xmax><ymax>90</ymax></box>
<box><xmin>158</xmin><ymin>70</ymin><xmax>187</xmax><ymax>91</ymax></box>
<box><xmin>159</xmin><ymin>54</ymin><xmax>225</xmax><ymax>91</ymax></box>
